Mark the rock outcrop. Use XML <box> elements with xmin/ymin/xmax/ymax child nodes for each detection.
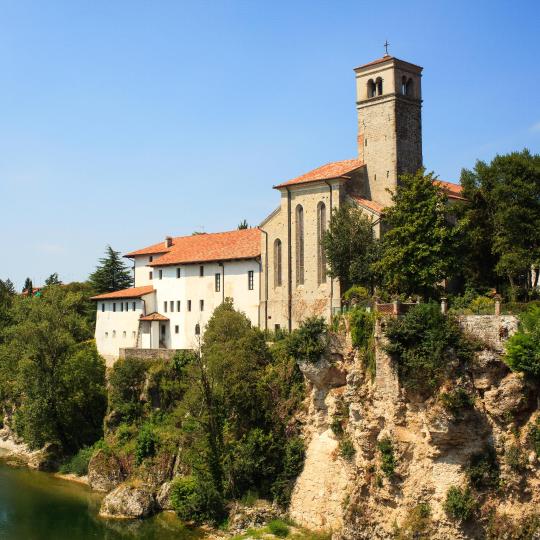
<box><xmin>99</xmin><ymin>483</ymin><xmax>156</xmax><ymax>519</ymax></box>
<box><xmin>87</xmin><ymin>449</ymin><xmax>127</xmax><ymax>492</ymax></box>
<box><xmin>289</xmin><ymin>314</ymin><xmax>540</xmax><ymax>539</ymax></box>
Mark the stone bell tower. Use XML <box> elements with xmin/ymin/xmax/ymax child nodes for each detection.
<box><xmin>355</xmin><ymin>54</ymin><xmax>423</xmax><ymax>207</ymax></box>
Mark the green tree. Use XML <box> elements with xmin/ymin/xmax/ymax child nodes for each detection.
<box><xmin>44</xmin><ymin>272</ymin><xmax>62</xmax><ymax>286</ymax></box>
<box><xmin>0</xmin><ymin>286</ymin><xmax>106</xmax><ymax>452</ymax></box>
<box><xmin>0</xmin><ymin>279</ymin><xmax>16</xmax><ymax>343</ymax></box>
<box><xmin>458</xmin><ymin>150</ymin><xmax>540</xmax><ymax>299</ymax></box>
<box><xmin>374</xmin><ymin>169</ymin><xmax>457</xmax><ymax>298</ymax></box>
<box><xmin>88</xmin><ymin>246</ymin><xmax>133</xmax><ymax>294</ymax></box>
<box><xmin>322</xmin><ymin>203</ymin><xmax>379</xmax><ymax>292</ymax></box>
<box><xmin>22</xmin><ymin>277</ymin><xmax>33</xmax><ymax>296</ymax></box>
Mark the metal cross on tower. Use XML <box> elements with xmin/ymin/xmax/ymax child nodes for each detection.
<box><xmin>384</xmin><ymin>40</ymin><xmax>390</xmax><ymax>55</ymax></box>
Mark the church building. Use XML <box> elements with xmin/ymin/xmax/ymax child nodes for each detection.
<box><xmin>92</xmin><ymin>53</ymin><xmax>464</xmax><ymax>363</ymax></box>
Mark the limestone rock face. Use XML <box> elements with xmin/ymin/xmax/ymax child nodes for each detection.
<box><xmin>155</xmin><ymin>481</ymin><xmax>173</xmax><ymax>511</ymax></box>
<box><xmin>298</xmin><ymin>357</ymin><xmax>347</xmax><ymax>389</ymax></box>
<box><xmin>99</xmin><ymin>483</ymin><xmax>156</xmax><ymax>519</ymax></box>
<box><xmin>483</xmin><ymin>373</ymin><xmax>530</xmax><ymax>422</ymax></box>
<box><xmin>87</xmin><ymin>449</ymin><xmax>126</xmax><ymax>492</ymax></box>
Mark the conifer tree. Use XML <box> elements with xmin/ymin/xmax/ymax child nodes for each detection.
<box><xmin>44</xmin><ymin>272</ymin><xmax>62</xmax><ymax>286</ymax></box>
<box><xmin>88</xmin><ymin>246</ymin><xmax>133</xmax><ymax>294</ymax></box>
<box><xmin>22</xmin><ymin>277</ymin><xmax>33</xmax><ymax>296</ymax></box>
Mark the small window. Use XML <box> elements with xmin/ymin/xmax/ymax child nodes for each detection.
<box><xmin>175</xmin><ymin>325</ymin><xmax>179</xmax><ymax>334</ymax></box>
<box><xmin>149</xmin><ymin>256</ymin><xmax>153</xmax><ymax>263</ymax></box>
<box><xmin>170</xmin><ymin>300</ymin><xmax>174</xmax><ymax>312</ymax></box>
<box><xmin>159</xmin><ymin>269</ymin><xmax>163</xmax><ymax>280</ymax></box>
<box><xmin>195</xmin><ymin>323</ymin><xmax>200</xmax><ymax>335</ymax></box>
<box><xmin>274</xmin><ymin>324</ymin><xmax>280</xmax><ymax>332</ymax></box>
<box><xmin>132</xmin><ymin>301</ymin><xmax>136</xmax><ymax>311</ymax></box>
<box><xmin>200</xmin><ymin>299</ymin><xmax>204</xmax><ymax>311</ymax></box>
<box><xmin>120</xmin><ymin>302</ymin><xmax>124</xmax><ymax>312</ymax></box>
<box><xmin>125</xmin><ymin>302</ymin><xmax>129</xmax><ymax>311</ymax></box>
<box><xmin>176</xmin><ymin>268</ymin><xmax>181</xmax><ymax>278</ymax></box>
<box><xmin>101</xmin><ymin>303</ymin><xmax>105</xmax><ymax>312</ymax></box>
<box><xmin>215</xmin><ymin>273</ymin><xmax>221</xmax><ymax>292</ymax></box>
<box><xmin>105</xmin><ymin>332</ymin><xmax>109</xmax><ymax>338</ymax></box>
<box><xmin>199</xmin><ymin>265</ymin><xmax>204</xmax><ymax>277</ymax></box>
<box><xmin>122</xmin><ymin>331</ymin><xmax>126</xmax><ymax>338</ymax></box>
<box><xmin>113</xmin><ymin>303</ymin><xmax>116</xmax><ymax>312</ymax></box>
<box><xmin>248</xmin><ymin>270</ymin><xmax>254</xmax><ymax>290</ymax></box>
<box><xmin>164</xmin><ymin>301</ymin><xmax>168</xmax><ymax>313</ymax></box>
<box><xmin>112</xmin><ymin>330</ymin><xmax>116</xmax><ymax>338</ymax></box>
<box><xmin>188</xmin><ymin>300</ymin><xmax>192</xmax><ymax>312</ymax></box>
<box><xmin>177</xmin><ymin>300</ymin><xmax>181</xmax><ymax>311</ymax></box>
<box><xmin>149</xmin><ymin>271</ymin><xmax>153</xmax><ymax>280</ymax></box>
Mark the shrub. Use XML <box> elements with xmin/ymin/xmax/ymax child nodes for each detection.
<box><xmin>271</xmin><ymin>437</ymin><xmax>305</xmax><ymax>507</ymax></box>
<box><xmin>395</xmin><ymin>503</ymin><xmax>431</xmax><ymax>540</ymax></box>
<box><xmin>349</xmin><ymin>307</ymin><xmax>375</xmax><ymax>350</ymax></box>
<box><xmin>285</xmin><ymin>317</ymin><xmax>328</xmax><ymax>363</ymax></box>
<box><xmin>486</xmin><ymin>512</ymin><xmax>540</xmax><ymax>540</ymax></box>
<box><xmin>60</xmin><ymin>445</ymin><xmax>95</xmax><ymax>476</ymax></box>
<box><xmin>267</xmin><ymin>519</ymin><xmax>290</xmax><ymax>538</ymax></box>
<box><xmin>439</xmin><ymin>388</ymin><xmax>474</xmax><ymax>418</ymax></box>
<box><xmin>385</xmin><ymin>303</ymin><xmax>474</xmax><ymax>396</ymax></box>
<box><xmin>506</xmin><ymin>444</ymin><xmax>526</xmax><ymax>471</ymax></box>
<box><xmin>468</xmin><ymin>296</ymin><xmax>495</xmax><ymax>315</ymax></box>
<box><xmin>528</xmin><ymin>418</ymin><xmax>540</xmax><ymax>455</ymax></box>
<box><xmin>339</xmin><ymin>438</ymin><xmax>355</xmax><ymax>461</ymax></box>
<box><xmin>343</xmin><ymin>286</ymin><xmax>370</xmax><ymax>307</ymax></box>
<box><xmin>467</xmin><ymin>448</ymin><xmax>499</xmax><ymax>491</ymax></box>
<box><xmin>444</xmin><ymin>486</ymin><xmax>477</xmax><ymax>521</ymax></box>
<box><xmin>504</xmin><ymin>305</ymin><xmax>540</xmax><ymax>376</ymax></box>
<box><xmin>331</xmin><ymin>417</ymin><xmax>344</xmax><ymax>437</ymax></box>
<box><xmin>377</xmin><ymin>437</ymin><xmax>396</xmax><ymax>477</ymax></box>
<box><xmin>170</xmin><ymin>475</ymin><xmax>225</xmax><ymax>525</ymax></box>
<box><xmin>135</xmin><ymin>424</ymin><xmax>157</xmax><ymax>465</ymax></box>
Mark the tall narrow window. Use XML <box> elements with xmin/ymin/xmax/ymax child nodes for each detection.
<box><xmin>376</xmin><ymin>77</ymin><xmax>383</xmax><ymax>96</ymax></box>
<box><xmin>317</xmin><ymin>202</ymin><xmax>327</xmax><ymax>284</ymax></box>
<box><xmin>367</xmin><ymin>79</ymin><xmax>376</xmax><ymax>98</ymax></box>
<box><xmin>113</xmin><ymin>303</ymin><xmax>116</xmax><ymax>312</ymax></box>
<box><xmin>188</xmin><ymin>300</ymin><xmax>192</xmax><ymax>312</ymax></box>
<box><xmin>215</xmin><ymin>273</ymin><xmax>221</xmax><ymax>292</ymax></box>
<box><xmin>248</xmin><ymin>270</ymin><xmax>254</xmax><ymax>290</ymax></box>
<box><xmin>170</xmin><ymin>300</ymin><xmax>174</xmax><ymax>312</ymax></box>
<box><xmin>199</xmin><ymin>265</ymin><xmax>204</xmax><ymax>277</ymax></box>
<box><xmin>149</xmin><ymin>271</ymin><xmax>153</xmax><ymax>280</ymax></box>
<box><xmin>200</xmin><ymin>299</ymin><xmax>204</xmax><ymax>311</ymax></box>
<box><xmin>164</xmin><ymin>301</ymin><xmax>167</xmax><ymax>313</ymax></box>
<box><xmin>101</xmin><ymin>303</ymin><xmax>105</xmax><ymax>312</ymax></box>
<box><xmin>125</xmin><ymin>302</ymin><xmax>129</xmax><ymax>311</ymax></box>
<box><xmin>195</xmin><ymin>323</ymin><xmax>200</xmax><ymax>335</ymax></box>
<box><xmin>159</xmin><ymin>269</ymin><xmax>163</xmax><ymax>280</ymax></box>
<box><xmin>132</xmin><ymin>301</ymin><xmax>136</xmax><ymax>311</ymax></box>
<box><xmin>177</xmin><ymin>300</ymin><xmax>181</xmax><ymax>311</ymax></box>
<box><xmin>120</xmin><ymin>302</ymin><xmax>124</xmax><ymax>312</ymax></box>
<box><xmin>176</xmin><ymin>268</ymin><xmax>181</xmax><ymax>278</ymax></box>
<box><xmin>295</xmin><ymin>204</ymin><xmax>304</xmax><ymax>285</ymax></box>
<box><xmin>274</xmin><ymin>239</ymin><xmax>282</xmax><ymax>287</ymax></box>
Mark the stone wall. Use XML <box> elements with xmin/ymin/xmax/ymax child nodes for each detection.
<box><xmin>119</xmin><ymin>348</ymin><xmax>184</xmax><ymax>361</ymax></box>
<box><xmin>458</xmin><ymin>315</ymin><xmax>518</xmax><ymax>352</ymax></box>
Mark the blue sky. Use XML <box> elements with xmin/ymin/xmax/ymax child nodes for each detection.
<box><xmin>1</xmin><ymin>0</ymin><xmax>539</xmax><ymax>289</ymax></box>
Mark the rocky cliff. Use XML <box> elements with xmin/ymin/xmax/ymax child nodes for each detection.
<box><xmin>289</xmin><ymin>314</ymin><xmax>540</xmax><ymax>539</ymax></box>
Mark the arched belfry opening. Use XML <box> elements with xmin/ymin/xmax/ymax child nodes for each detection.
<box><xmin>367</xmin><ymin>79</ymin><xmax>376</xmax><ymax>98</ymax></box>
<box><xmin>401</xmin><ymin>76</ymin><xmax>414</xmax><ymax>96</ymax></box>
<box><xmin>376</xmin><ymin>77</ymin><xmax>383</xmax><ymax>96</ymax></box>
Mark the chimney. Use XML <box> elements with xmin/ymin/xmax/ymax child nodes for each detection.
<box><xmin>165</xmin><ymin>236</ymin><xmax>173</xmax><ymax>248</ymax></box>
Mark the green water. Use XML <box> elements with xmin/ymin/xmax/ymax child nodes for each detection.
<box><xmin>0</xmin><ymin>453</ymin><xmax>200</xmax><ymax>540</ymax></box>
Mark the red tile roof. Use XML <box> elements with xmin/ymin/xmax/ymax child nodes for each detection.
<box><xmin>132</xmin><ymin>228</ymin><xmax>262</xmax><ymax>267</ymax></box>
<box><xmin>354</xmin><ymin>55</ymin><xmax>394</xmax><ymax>70</ymax></box>
<box><xmin>90</xmin><ymin>285</ymin><xmax>154</xmax><ymax>300</ymax></box>
<box><xmin>350</xmin><ymin>196</ymin><xmax>385</xmax><ymax>214</ymax></box>
<box><xmin>274</xmin><ymin>159</ymin><xmax>364</xmax><ymax>189</ymax></box>
<box><xmin>140</xmin><ymin>312</ymin><xmax>169</xmax><ymax>321</ymax></box>
<box><xmin>436</xmin><ymin>180</ymin><xmax>465</xmax><ymax>200</ymax></box>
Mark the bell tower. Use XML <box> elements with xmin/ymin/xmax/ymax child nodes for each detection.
<box><xmin>355</xmin><ymin>54</ymin><xmax>423</xmax><ymax>207</ymax></box>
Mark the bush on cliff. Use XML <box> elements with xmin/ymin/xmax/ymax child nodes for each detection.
<box><xmin>385</xmin><ymin>303</ymin><xmax>474</xmax><ymax>396</ymax></box>
<box><xmin>504</xmin><ymin>305</ymin><xmax>540</xmax><ymax>377</ymax></box>
<box><xmin>285</xmin><ymin>317</ymin><xmax>328</xmax><ymax>364</ymax></box>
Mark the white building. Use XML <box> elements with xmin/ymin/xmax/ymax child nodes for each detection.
<box><xmin>92</xmin><ymin>228</ymin><xmax>261</xmax><ymax>365</ymax></box>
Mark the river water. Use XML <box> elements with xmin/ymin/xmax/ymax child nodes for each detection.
<box><xmin>0</xmin><ymin>453</ymin><xmax>201</xmax><ymax>540</ymax></box>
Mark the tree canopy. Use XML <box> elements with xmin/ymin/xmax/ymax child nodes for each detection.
<box><xmin>374</xmin><ymin>169</ymin><xmax>457</xmax><ymax>298</ymax></box>
<box><xmin>88</xmin><ymin>246</ymin><xmax>133</xmax><ymax>294</ymax></box>
<box><xmin>322</xmin><ymin>203</ymin><xmax>379</xmax><ymax>292</ymax></box>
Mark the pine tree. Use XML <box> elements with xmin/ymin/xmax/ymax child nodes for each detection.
<box><xmin>88</xmin><ymin>246</ymin><xmax>133</xmax><ymax>294</ymax></box>
<box><xmin>23</xmin><ymin>277</ymin><xmax>33</xmax><ymax>296</ymax></box>
<box><xmin>44</xmin><ymin>272</ymin><xmax>62</xmax><ymax>286</ymax></box>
